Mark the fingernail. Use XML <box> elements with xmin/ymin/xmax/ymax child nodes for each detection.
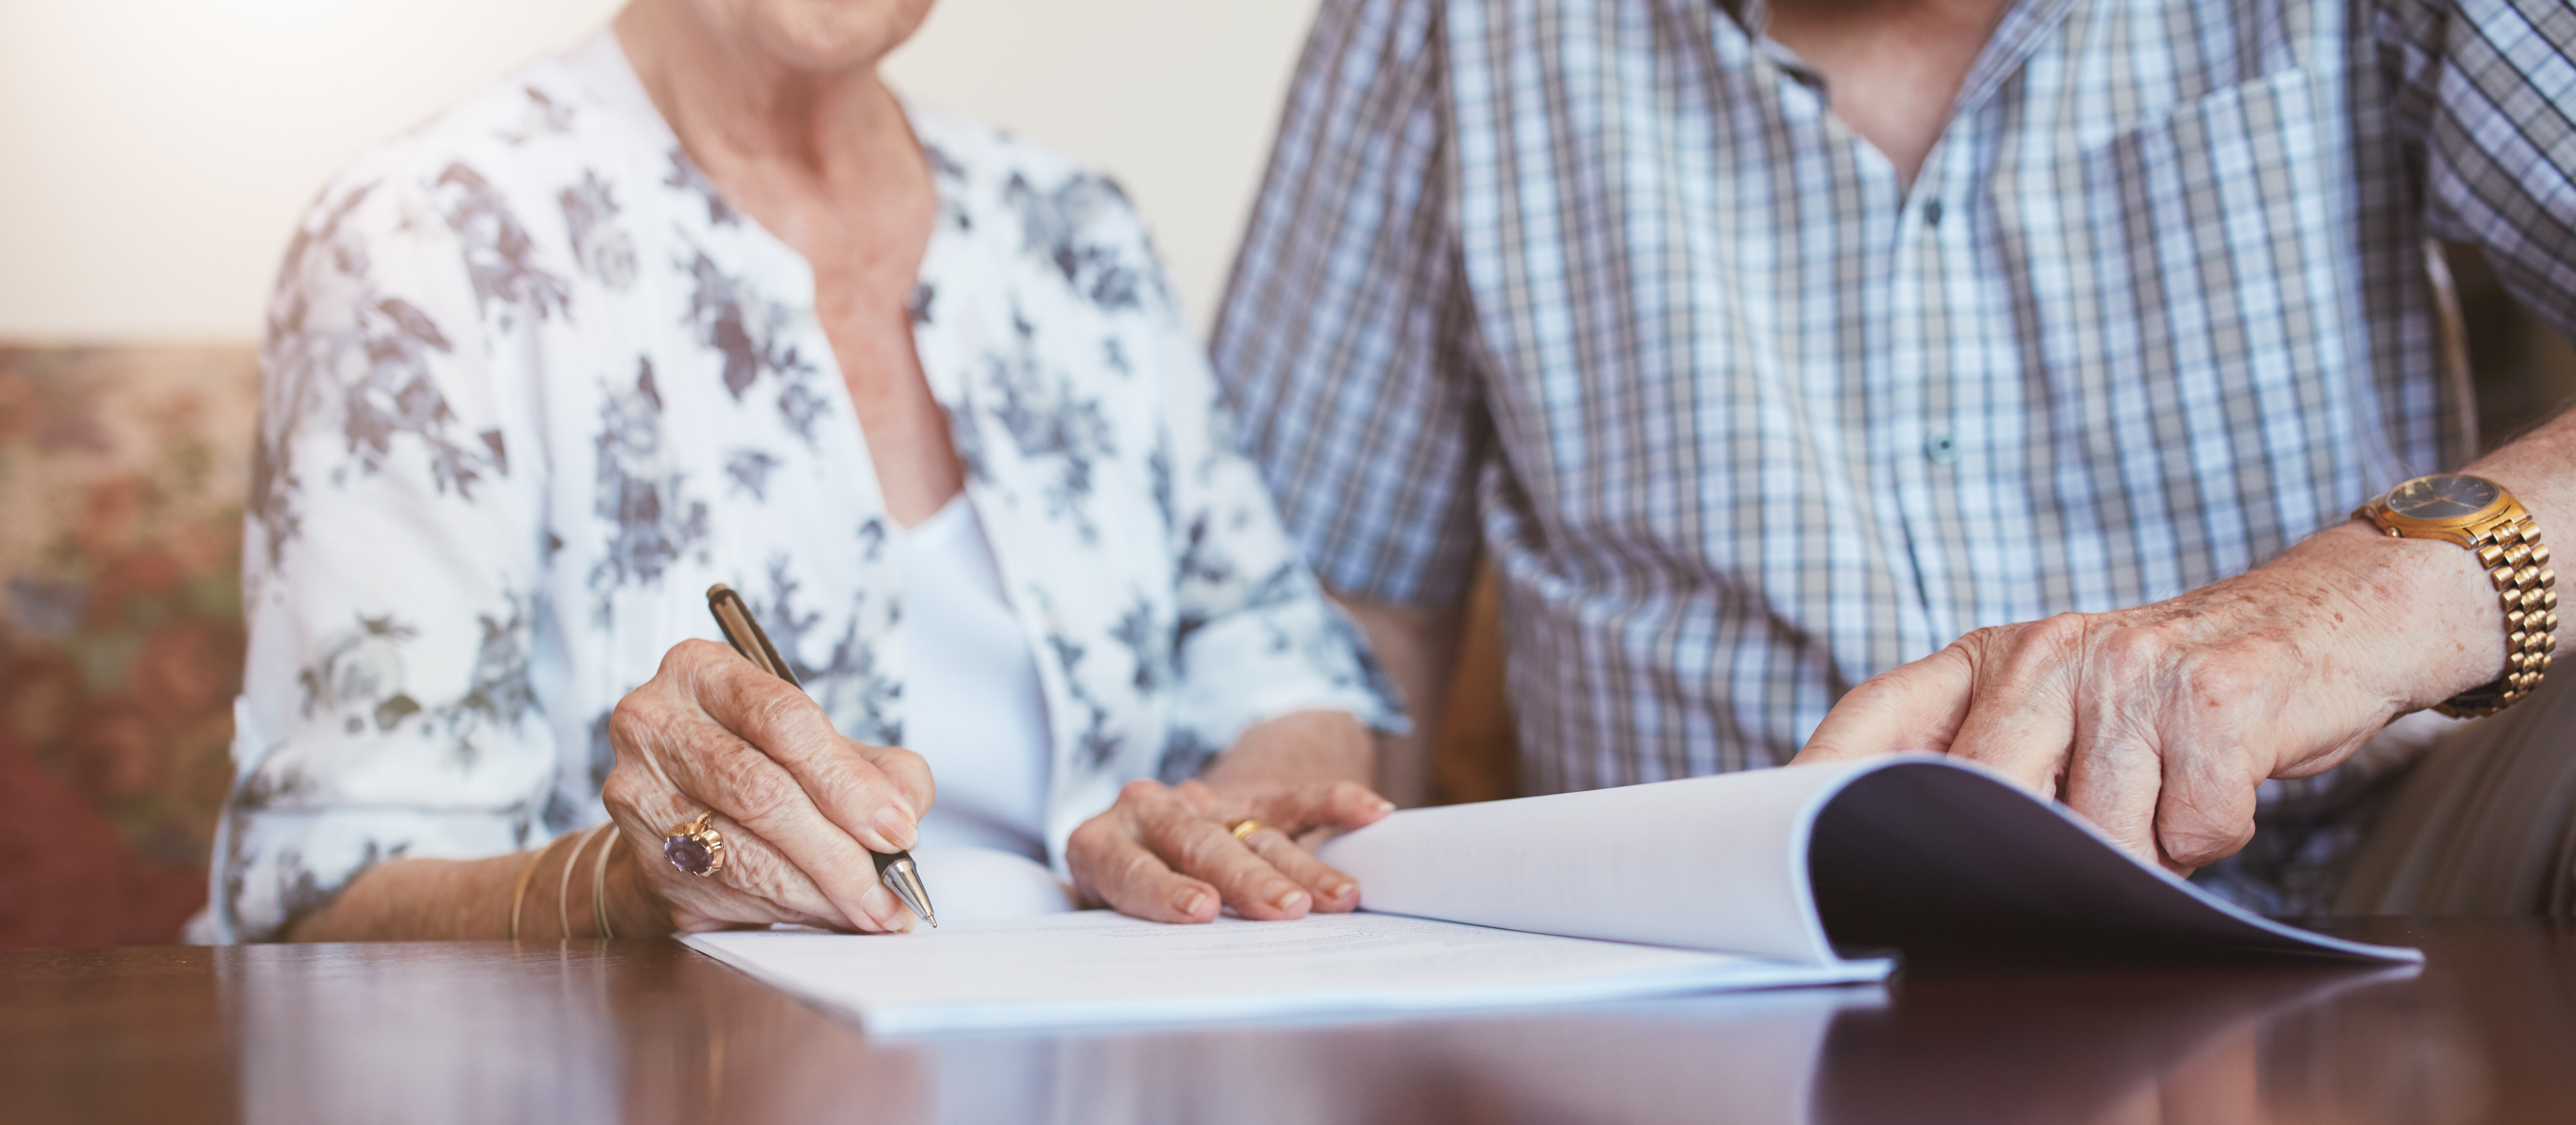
<box><xmin>873</xmin><ymin>803</ymin><xmax>917</xmax><ymax>850</ymax></box>
<box><xmin>1329</xmin><ymin>881</ymin><xmax>1356</xmax><ymax>902</ymax></box>
<box><xmin>1374</xmin><ymin>799</ymin><xmax>1396</xmax><ymax>814</ymax></box>
<box><xmin>1271</xmin><ymin>886</ymin><xmax>1308</xmax><ymax>914</ymax></box>
<box><xmin>859</xmin><ymin>882</ymin><xmax>900</xmax><ymax>930</ymax></box>
<box><xmin>1173</xmin><ymin>888</ymin><xmax>1208</xmax><ymax>917</ymax></box>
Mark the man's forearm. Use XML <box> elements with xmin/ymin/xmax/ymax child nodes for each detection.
<box><xmin>2303</xmin><ymin>403</ymin><xmax>2576</xmax><ymax>712</ymax></box>
<box><xmin>2449</xmin><ymin>402</ymin><xmax>2576</xmax><ymax>688</ymax></box>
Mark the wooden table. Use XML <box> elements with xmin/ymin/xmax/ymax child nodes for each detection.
<box><xmin>5</xmin><ymin>919</ymin><xmax>2569</xmax><ymax>1124</ymax></box>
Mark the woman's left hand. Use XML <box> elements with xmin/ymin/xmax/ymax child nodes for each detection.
<box><xmin>1068</xmin><ymin>776</ymin><xmax>1395</xmax><ymax>923</ymax></box>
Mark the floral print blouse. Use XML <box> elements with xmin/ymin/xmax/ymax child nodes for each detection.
<box><xmin>204</xmin><ymin>32</ymin><xmax>1397</xmax><ymax>942</ymax></box>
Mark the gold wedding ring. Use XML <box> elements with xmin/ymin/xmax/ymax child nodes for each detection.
<box><xmin>1226</xmin><ymin>817</ymin><xmax>1268</xmax><ymax>841</ymax></box>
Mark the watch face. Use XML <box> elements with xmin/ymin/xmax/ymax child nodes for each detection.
<box><xmin>2386</xmin><ymin>475</ymin><xmax>2502</xmax><ymax>521</ymax></box>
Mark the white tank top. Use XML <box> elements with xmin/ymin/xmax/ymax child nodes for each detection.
<box><xmin>893</xmin><ymin>496</ymin><xmax>1054</xmax><ymax>861</ymax></box>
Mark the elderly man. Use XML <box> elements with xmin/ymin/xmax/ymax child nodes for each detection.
<box><xmin>1215</xmin><ymin>0</ymin><xmax>2576</xmax><ymax>915</ymax></box>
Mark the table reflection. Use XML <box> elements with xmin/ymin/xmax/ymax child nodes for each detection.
<box><xmin>222</xmin><ymin>943</ymin><xmax>629</xmax><ymax>1125</ymax></box>
<box><xmin>196</xmin><ymin>935</ymin><xmax>2532</xmax><ymax>1125</ymax></box>
<box><xmin>1815</xmin><ymin>965</ymin><xmax>2442</xmax><ymax>1125</ymax></box>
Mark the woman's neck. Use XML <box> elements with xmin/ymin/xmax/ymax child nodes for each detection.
<box><xmin>613</xmin><ymin>0</ymin><xmax>925</xmax><ymax>244</ymax></box>
<box><xmin>607</xmin><ymin>0</ymin><xmax>957</xmax><ymax>529</ymax></box>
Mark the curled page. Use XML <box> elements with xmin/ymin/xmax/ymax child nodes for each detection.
<box><xmin>1318</xmin><ymin>760</ymin><xmax>1872</xmax><ymax>963</ymax></box>
<box><xmin>1318</xmin><ymin>755</ymin><xmax>2420</xmax><ymax>966</ymax></box>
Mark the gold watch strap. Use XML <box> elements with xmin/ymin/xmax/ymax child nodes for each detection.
<box><xmin>2440</xmin><ymin>514</ymin><xmax>2559</xmax><ymax>719</ymax></box>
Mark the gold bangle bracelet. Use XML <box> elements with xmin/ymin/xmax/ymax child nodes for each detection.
<box><xmin>509</xmin><ymin>831</ymin><xmax>574</xmax><ymax>941</ymax></box>
<box><xmin>558</xmin><ymin>823</ymin><xmax>606</xmax><ymax>942</ymax></box>
<box><xmin>589</xmin><ymin>822</ymin><xmax>619</xmax><ymax>940</ymax></box>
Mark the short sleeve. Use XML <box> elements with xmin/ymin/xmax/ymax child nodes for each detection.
<box><xmin>1209</xmin><ymin>0</ymin><xmax>1490</xmax><ymax>610</ymax></box>
<box><xmin>214</xmin><ymin>168</ymin><xmax>559</xmax><ymax>941</ymax></box>
<box><xmin>2379</xmin><ymin>0</ymin><xmax>2576</xmax><ymax>340</ymax></box>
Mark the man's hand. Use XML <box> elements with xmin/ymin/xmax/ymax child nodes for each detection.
<box><xmin>1794</xmin><ymin>519</ymin><xmax>2507</xmax><ymax>873</ymax></box>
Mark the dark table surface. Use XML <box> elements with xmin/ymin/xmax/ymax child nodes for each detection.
<box><xmin>4</xmin><ymin>918</ymin><xmax>2570</xmax><ymax>1125</ymax></box>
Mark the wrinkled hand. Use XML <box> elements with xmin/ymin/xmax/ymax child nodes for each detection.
<box><xmin>602</xmin><ymin>639</ymin><xmax>936</xmax><ymax>933</ymax></box>
<box><xmin>1794</xmin><ymin>527</ymin><xmax>2489</xmax><ymax>873</ymax></box>
<box><xmin>1069</xmin><ymin>778</ymin><xmax>1395</xmax><ymax>922</ymax></box>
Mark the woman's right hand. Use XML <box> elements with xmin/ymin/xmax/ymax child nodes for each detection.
<box><xmin>600</xmin><ymin>639</ymin><xmax>936</xmax><ymax>933</ymax></box>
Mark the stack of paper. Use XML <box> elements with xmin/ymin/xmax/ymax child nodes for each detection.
<box><xmin>686</xmin><ymin>911</ymin><xmax>1887</xmax><ymax>1035</ymax></box>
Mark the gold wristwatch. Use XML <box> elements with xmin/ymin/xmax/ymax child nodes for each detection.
<box><xmin>2356</xmin><ymin>474</ymin><xmax>2558</xmax><ymax>718</ymax></box>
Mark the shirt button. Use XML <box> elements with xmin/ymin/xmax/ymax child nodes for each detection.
<box><xmin>1923</xmin><ymin>198</ymin><xmax>1944</xmax><ymax>228</ymax></box>
<box><xmin>1925</xmin><ymin>429</ymin><xmax>1959</xmax><ymax>465</ymax></box>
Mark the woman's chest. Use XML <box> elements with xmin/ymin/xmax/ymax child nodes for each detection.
<box><xmin>515</xmin><ymin>241</ymin><xmax>1179</xmax><ymax>664</ymax></box>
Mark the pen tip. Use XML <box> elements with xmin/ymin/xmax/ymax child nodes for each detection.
<box><xmin>883</xmin><ymin>860</ymin><xmax>938</xmax><ymax>932</ymax></box>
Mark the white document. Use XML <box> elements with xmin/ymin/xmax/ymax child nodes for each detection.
<box><xmin>688</xmin><ymin>755</ymin><xmax>2416</xmax><ymax>1037</ymax></box>
<box><xmin>683</xmin><ymin>911</ymin><xmax>1887</xmax><ymax>1036</ymax></box>
<box><xmin>1316</xmin><ymin>756</ymin><xmax>1858</xmax><ymax>962</ymax></box>
<box><xmin>1318</xmin><ymin>754</ymin><xmax>2422</xmax><ymax>965</ymax></box>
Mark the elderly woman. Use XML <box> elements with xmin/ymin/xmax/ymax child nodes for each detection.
<box><xmin>204</xmin><ymin>0</ymin><xmax>1399</xmax><ymax>941</ymax></box>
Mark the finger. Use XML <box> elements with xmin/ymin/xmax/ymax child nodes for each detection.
<box><xmin>2059</xmin><ymin>700</ymin><xmax>2167</xmax><ymax>866</ymax></box>
<box><xmin>1138</xmin><ymin>793</ymin><xmax>1312</xmax><ymax>920</ymax></box>
<box><xmin>666</xmin><ymin>812</ymin><xmax>891</xmax><ymax>931</ymax></box>
<box><xmin>679</xmin><ymin>640</ymin><xmax>923</xmax><ymax>854</ymax></box>
<box><xmin>2151</xmin><ymin>659</ymin><xmax>2274</xmax><ymax>871</ymax></box>
<box><xmin>1070</xmin><ymin>791</ymin><xmax>1221</xmax><ymax>923</ymax></box>
<box><xmin>606</xmin><ymin>782</ymin><xmax>866</xmax><ymax>934</ymax></box>
<box><xmin>607</xmin><ymin>675</ymin><xmax>903</xmax><ymax>933</ymax></box>
<box><xmin>1177</xmin><ymin>778</ymin><xmax>1393</xmax><ymax>836</ymax></box>
<box><xmin>606</xmin><ymin>692</ymin><xmax>859</xmax><ymax>930</ymax></box>
<box><xmin>2153</xmin><ymin>731</ymin><xmax>2262</xmax><ymax>873</ymax></box>
<box><xmin>1245</xmin><ymin>779</ymin><xmax>1398</xmax><ymax>836</ymax></box>
<box><xmin>857</xmin><ymin>741</ymin><xmax>936</xmax><ymax>832</ymax></box>
<box><xmin>1935</xmin><ymin>619</ymin><xmax>2088</xmax><ymax>797</ymax></box>
<box><xmin>1168</xmin><ymin>781</ymin><xmax>1389</xmax><ymax>911</ymax></box>
<box><xmin>599</xmin><ymin>786</ymin><xmax>839</xmax><ymax>934</ymax></box>
<box><xmin>1794</xmin><ymin>645</ymin><xmax>1979</xmax><ymax>765</ymax></box>
<box><xmin>689</xmin><ymin>743</ymin><xmax>911</xmax><ymax>933</ymax></box>
<box><xmin>1238</xmin><ymin>826</ymin><xmax>1362</xmax><ymax>912</ymax></box>
<box><xmin>621</xmin><ymin>696</ymin><xmax>904</xmax><ymax>933</ymax></box>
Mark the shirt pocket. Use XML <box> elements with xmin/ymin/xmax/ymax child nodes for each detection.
<box><xmin>2057</xmin><ymin>66</ymin><xmax>2353</xmax><ymax>579</ymax></box>
<box><xmin>2096</xmin><ymin>66</ymin><xmax>2337</xmax><ymax>279</ymax></box>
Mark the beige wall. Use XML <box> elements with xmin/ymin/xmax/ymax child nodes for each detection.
<box><xmin>0</xmin><ymin>0</ymin><xmax>1320</xmax><ymax>341</ymax></box>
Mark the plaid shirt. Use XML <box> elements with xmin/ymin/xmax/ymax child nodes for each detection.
<box><xmin>1214</xmin><ymin>0</ymin><xmax>2576</xmax><ymax>806</ymax></box>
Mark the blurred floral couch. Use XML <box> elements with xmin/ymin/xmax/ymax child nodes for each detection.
<box><xmin>0</xmin><ymin>345</ymin><xmax>256</xmax><ymax>946</ymax></box>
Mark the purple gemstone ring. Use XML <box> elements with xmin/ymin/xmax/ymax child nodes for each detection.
<box><xmin>663</xmin><ymin>810</ymin><xmax>726</xmax><ymax>877</ymax></box>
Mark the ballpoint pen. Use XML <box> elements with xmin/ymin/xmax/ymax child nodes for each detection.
<box><xmin>705</xmin><ymin>583</ymin><xmax>939</xmax><ymax>928</ymax></box>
